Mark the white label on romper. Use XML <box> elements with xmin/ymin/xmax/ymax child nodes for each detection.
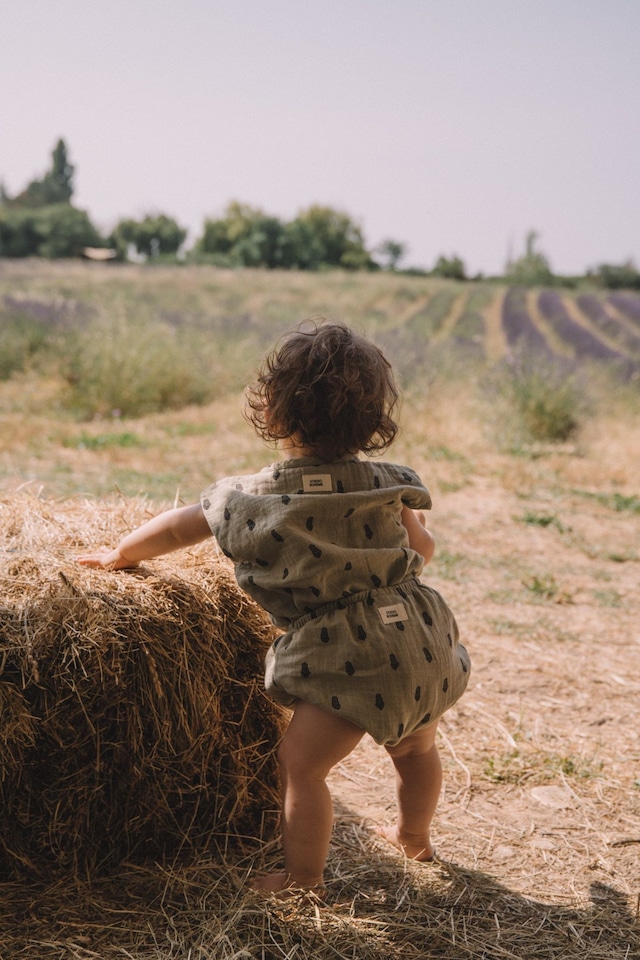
<box><xmin>378</xmin><ymin>603</ymin><xmax>409</xmax><ymax>624</ymax></box>
<box><xmin>303</xmin><ymin>474</ymin><xmax>333</xmax><ymax>493</ymax></box>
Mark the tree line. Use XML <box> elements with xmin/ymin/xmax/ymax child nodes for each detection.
<box><xmin>1</xmin><ymin>140</ymin><xmax>638</xmax><ymax>288</ymax></box>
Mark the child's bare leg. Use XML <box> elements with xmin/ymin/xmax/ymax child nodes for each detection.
<box><xmin>378</xmin><ymin>721</ymin><xmax>442</xmax><ymax>861</ymax></box>
<box><xmin>251</xmin><ymin>700</ymin><xmax>364</xmax><ymax>894</ymax></box>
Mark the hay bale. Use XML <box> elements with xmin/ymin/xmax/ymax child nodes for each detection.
<box><xmin>0</xmin><ymin>492</ymin><xmax>287</xmax><ymax>879</ymax></box>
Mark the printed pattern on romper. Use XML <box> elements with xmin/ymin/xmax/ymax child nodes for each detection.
<box><xmin>201</xmin><ymin>457</ymin><xmax>470</xmax><ymax>744</ymax></box>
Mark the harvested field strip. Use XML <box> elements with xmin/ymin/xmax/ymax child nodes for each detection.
<box><xmin>501</xmin><ymin>287</ymin><xmax>552</xmax><ymax>356</ymax></box>
<box><xmin>406</xmin><ymin>287</ymin><xmax>461</xmax><ymax>338</ymax></box>
<box><xmin>437</xmin><ymin>289</ymin><xmax>470</xmax><ymax>340</ymax></box>
<box><xmin>526</xmin><ymin>289</ymin><xmax>574</xmax><ymax>356</ymax></box>
<box><xmin>481</xmin><ymin>286</ymin><xmax>507</xmax><ymax>361</ymax></box>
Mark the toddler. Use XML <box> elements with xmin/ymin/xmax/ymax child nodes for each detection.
<box><xmin>78</xmin><ymin>321</ymin><xmax>470</xmax><ymax>896</ymax></box>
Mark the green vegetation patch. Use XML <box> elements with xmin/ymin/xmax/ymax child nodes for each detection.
<box><xmin>407</xmin><ymin>288</ymin><xmax>459</xmax><ymax>337</ymax></box>
<box><xmin>605</xmin><ymin>492</ymin><xmax>640</xmax><ymax>513</ymax></box>
<box><xmin>483</xmin><ymin>748</ymin><xmax>603</xmax><ymax>784</ymax></box>
<box><xmin>428</xmin><ymin>445</ymin><xmax>470</xmax><ymax>463</ymax></box>
<box><xmin>63</xmin><ymin>431</ymin><xmax>143</xmax><ymax>451</ymax></box>
<box><xmin>509</xmin><ymin>363</ymin><xmax>584</xmax><ymax>443</ymax></box>
<box><xmin>520</xmin><ymin>574</ymin><xmax>574</xmax><ymax>604</ymax></box>
<box><xmin>432</xmin><ymin>549</ymin><xmax>467</xmax><ymax>581</ymax></box>
<box><xmin>572</xmin><ymin>489</ymin><xmax>640</xmax><ymax>514</ymax></box>
<box><xmin>516</xmin><ymin>511</ymin><xmax>568</xmax><ymax>532</ymax></box>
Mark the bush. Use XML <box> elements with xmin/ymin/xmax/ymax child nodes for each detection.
<box><xmin>430</xmin><ymin>254</ymin><xmax>467</xmax><ymax>280</ymax></box>
<box><xmin>0</xmin><ymin>295</ymin><xmax>89</xmax><ymax>378</ymax></box>
<box><xmin>196</xmin><ymin>201</ymin><xmax>375</xmax><ymax>271</ymax></box>
<box><xmin>0</xmin><ymin>204</ymin><xmax>102</xmax><ymax>258</ymax></box>
<box><xmin>61</xmin><ymin>315</ymin><xmax>220</xmax><ymax>418</ymax></box>
<box><xmin>505</xmin><ymin>231</ymin><xmax>554</xmax><ymax>287</ymax></box>
<box><xmin>502</xmin><ymin>355</ymin><xmax>584</xmax><ymax>443</ymax></box>
<box><xmin>112</xmin><ymin>214</ymin><xmax>187</xmax><ymax>259</ymax></box>
<box><xmin>589</xmin><ymin>262</ymin><xmax>640</xmax><ymax>290</ymax></box>
<box><xmin>197</xmin><ymin>202</ymin><xmax>286</xmax><ymax>268</ymax></box>
<box><xmin>0</xmin><ymin>316</ymin><xmax>47</xmax><ymax>378</ymax></box>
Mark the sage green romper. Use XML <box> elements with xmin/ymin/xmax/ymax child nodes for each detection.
<box><xmin>201</xmin><ymin>457</ymin><xmax>469</xmax><ymax>745</ymax></box>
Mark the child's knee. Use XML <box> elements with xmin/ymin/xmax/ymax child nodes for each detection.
<box><xmin>277</xmin><ymin>732</ymin><xmax>317</xmax><ymax>780</ymax></box>
<box><xmin>385</xmin><ymin>722</ymin><xmax>439</xmax><ymax>761</ymax></box>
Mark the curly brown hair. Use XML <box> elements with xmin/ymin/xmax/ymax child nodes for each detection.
<box><xmin>245</xmin><ymin>320</ymin><xmax>400</xmax><ymax>460</ymax></box>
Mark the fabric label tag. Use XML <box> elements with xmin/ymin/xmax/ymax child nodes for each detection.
<box><xmin>378</xmin><ymin>603</ymin><xmax>409</xmax><ymax>624</ymax></box>
<box><xmin>303</xmin><ymin>474</ymin><xmax>333</xmax><ymax>493</ymax></box>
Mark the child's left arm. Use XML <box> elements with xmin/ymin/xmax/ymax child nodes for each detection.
<box><xmin>401</xmin><ymin>505</ymin><xmax>435</xmax><ymax>565</ymax></box>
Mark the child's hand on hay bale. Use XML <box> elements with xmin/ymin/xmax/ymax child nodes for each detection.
<box><xmin>76</xmin><ymin>547</ymin><xmax>139</xmax><ymax>570</ymax></box>
<box><xmin>76</xmin><ymin>503</ymin><xmax>212</xmax><ymax>570</ymax></box>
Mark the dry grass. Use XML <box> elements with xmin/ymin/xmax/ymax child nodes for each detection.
<box><xmin>0</xmin><ymin>262</ymin><xmax>638</xmax><ymax>957</ymax></box>
<box><xmin>1</xmin><ymin>834</ymin><xmax>637</xmax><ymax>959</ymax></box>
<box><xmin>1</xmin><ymin>423</ymin><xmax>638</xmax><ymax>956</ymax></box>
<box><xmin>0</xmin><ymin>494</ymin><xmax>285</xmax><ymax>883</ymax></box>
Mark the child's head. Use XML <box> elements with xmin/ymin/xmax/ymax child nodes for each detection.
<box><xmin>246</xmin><ymin>320</ymin><xmax>399</xmax><ymax>460</ymax></box>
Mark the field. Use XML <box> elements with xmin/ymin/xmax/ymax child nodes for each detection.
<box><xmin>1</xmin><ymin>260</ymin><xmax>639</xmax><ymax>958</ymax></box>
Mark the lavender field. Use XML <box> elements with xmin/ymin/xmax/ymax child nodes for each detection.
<box><xmin>2</xmin><ymin>262</ymin><xmax>639</xmax><ymax>387</ymax></box>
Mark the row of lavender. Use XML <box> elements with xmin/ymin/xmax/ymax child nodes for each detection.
<box><xmin>576</xmin><ymin>293</ymin><xmax>640</xmax><ymax>356</ymax></box>
<box><xmin>501</xmin><ymin>288</ymin><xmax>553</xmax><ymax>358</ymax></box>
<box><xmin>501</xmin><ymin>287</ymin><xmax>640</xmax><ymax>373</ymax></box>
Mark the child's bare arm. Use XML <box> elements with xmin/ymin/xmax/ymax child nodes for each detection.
<box><xmin>401</xmin><ymin>505</ymin><xmax>435</xmax><ymax>565</ymax></box>
<box><xmin>77</xmin><ymin>503</ymin><xmax>212</xmax><ymax>569</ymax></box>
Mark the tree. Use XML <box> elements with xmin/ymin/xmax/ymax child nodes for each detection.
<box><xmin>197</xmin><ymin>202</ymin><xmax>286</xmax><ymax>267</ymax></box>
<box><xmin>0</xmin><ymin>140</ymin><xmax>104</xmax><ymax>257</ymax></box>
<box><xmin>0</xmin><ymin>204</ymin><xmax>101</xmax><ymax>257</ymax></box>
<box><xmin>278</xmin><ymin>217</ymin><xmax>324</xmax><ymax>270</ymax></box>
<box><xmin>0</xmin><ymin>207</ymin><xmax>40</xmax><ymax>256</ymax></box>
<box><xmin>34</xmin><ymin>204</ymin><xmax>101</xmax><ymax>257</ymax></box>
<box><xmin>11</xmin><ymin>139</ymin><xmax>75</xmax><ymax>208</ymax></box>
<box><xmin>505</xmin><ymin>230</ymin><xmax>554</xmax><ymax>286</ymax></box>
<box><xmin>223</xmin><ymin>203</ymin><xmax>285</xmax><ymax>268</ymax></box>
<box><xmin>113</xmin><ymin>214</ymin><xmax>187</xmax><ymax>258</ymax></box>
<box><xmin>376</xmin><ymin>239</ymin><xmax>407</xmax><ymax>271</ymax></box>
<box><xmin>290</xmin><ymin>206</ymin><xmax>373</xmax><ymax>270</ymax></box>
<box><xmin>589</xmin><ymin>260</ymin><xmax>640</xmax><ymax>290</ymax></box>
<box><xmin>195</xmin><ymin>201</ymin><xmax>376</xmax><ymax>271</ymax></box>
<box><xmin>197</xmin><ymin>216</ymin><xmax>234</xmax><ymax>258</ymax></box>
<box><xmin>430</xmin><ymin>253</ymin><xmax>466</xmax><ymax>280</ymax></box>
<box><xmin>49</xmin><ymin>139</ymin><xmax>74</xmax><ymax>201</ymax></box>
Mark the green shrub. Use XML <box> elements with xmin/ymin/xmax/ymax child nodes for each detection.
<box><xmin>0</xmin><ymin>298</ymin><xmax>73</xmax><ymax>378</ymax></box>
<box><xmin>61</xmin><ymin>315</ymin><xmax>224</xmax><ymax>418</ymax></box>
<box><xmin>407</xmin><ymin>288</ymin><xmax>459</xmax><ymax>337</ymax></box>
<box><xmin>590</xmin><ymin>261</ymin><xmax>640</xmax><ymax>290</ymax></box>
<box><xmin>502</xmin><ymin>356</ymin><xmax>584</xmax><ymax>443</ymax></box>
<box><xmin>0</xmin><ymin>204</ymin><xmax>102</xmax><ymax>257</ymax></box>
<box><xmin>0</xmin><ymin>316</ymin><xmax>48</xmax><ymax>378</ymax></box>
<box><xmin>505</xmin><ymin>230</ymin><xmax>554</xmax><ymax>286</ymax></box>
<box><xmin>430</xmin><ymin>254</ymin><xmax>466</xmax><ymax>280</ymax></box>
<box><xmin>112</xmin><ymin>214</ymin><xmax>187</xmax><ymax>258</ymax></box>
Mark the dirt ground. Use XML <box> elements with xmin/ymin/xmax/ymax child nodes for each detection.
<box><xmin>1</xmin><ymin>386</ymin><xmax>639</xmax><ymax>957</ymax></box>
<box><xmin>328</xmin><ymin>442</ymin><xmax>640</xmax><ymax>916</ymax></box>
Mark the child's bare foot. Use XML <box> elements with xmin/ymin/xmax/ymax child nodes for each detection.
<box><xmin>375</xmin><ymin>825</ymin><xmax>435</xmax><ymax>861</ymax></box>
<box><xmin>249</xmin><ymin>871</ymin><xmax>326</xmax><ymax>899</ymax></box>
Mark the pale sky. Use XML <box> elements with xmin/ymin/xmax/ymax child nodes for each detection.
<box><xmin>2</xmin><ymin>0</ymin><xmax>638</xmax><ymax>276</ymax></box>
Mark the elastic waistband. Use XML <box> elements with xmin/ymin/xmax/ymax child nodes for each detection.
<box><xmin>290</xmin><ymin>578</ymin><xmax>421</xmax><ymax>631</ymax></box>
